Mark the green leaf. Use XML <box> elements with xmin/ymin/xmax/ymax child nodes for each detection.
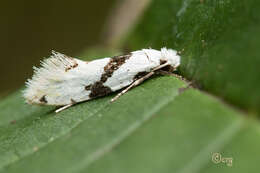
<box><xmin>0</xmin><ymin>74</ymin><xmax>184</xmax><ymax>172</ymax></box>
<box><xmin>127</xmin><ymin>0</ymin><xmax>260</xmax><ymax>115</ymax></box>
<box><xmin>1</xmin><ymin>75</ymin><xmax>260</xmax><ymax>172</ymax></box>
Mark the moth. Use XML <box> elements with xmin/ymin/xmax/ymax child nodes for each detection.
<box><xmin>23</xmin><ymin>48</ymin><xmax>181</xmax><ymax>113</ymax></box>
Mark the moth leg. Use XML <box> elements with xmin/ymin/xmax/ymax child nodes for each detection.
<box><xmin>155</xmin><ymin>70</ymin><xmax>190</xmax><ymax>83</ymax></box>
<box><xmin>110</xmin><ymin>63</ymin><xmax>170</xmax><ymax>102</ymax></box>
<box><xmin>55</xmin><ymin>103</ymin><xmax>74</xmax><ymax>113</ymax></box>
<box><xmin>155</xmin><ymin>69</ymin><xmax>181</xmax><ymax>78</ymax></box>
<box><xmin>110</xmin><ymin>71</ymin><xmax>155</xmax><ymax>102</ymax></box>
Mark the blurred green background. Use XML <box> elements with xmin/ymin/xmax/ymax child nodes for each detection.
<box><xmin>0</xmin><ymin>0</ymin><xmax>115</xmax><ymax>94</ymax></box>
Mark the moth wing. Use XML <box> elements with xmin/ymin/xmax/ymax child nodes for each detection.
<box><xmin>23</xmin><ymin>51</ymin><xmax>101</xmax><ymax>105</ymax></box>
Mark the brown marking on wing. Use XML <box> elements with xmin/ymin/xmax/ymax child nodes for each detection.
<box><xmin>86</xmin><ymin>53</ymin><xmax>131</xmax><ymax>98</ymax></box>
<box><xmin>89</xmin><ymin>82</ymin><xmax>112</xmax><ymax>98</ymax></box>
<box><xmin>39</xmin><ymin>95</ymin><xmax>48</xmax><ymax>103</ymax></box>
<box><xmin>85</xmin><ymin>85</ymin><xmax>92</xmax><ymax>90</ymax></box>
<box><xmin>65</xmin><ymin>63</ymin><xmax>78</xmax><ymax>72</ymax></box>
<box><xmin>101</xmin><ymin>53</ymin><xmax>131</xmax><ymax>82</ymax></box>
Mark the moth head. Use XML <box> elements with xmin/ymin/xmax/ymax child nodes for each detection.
<box><xmin>160</xmin><ymin>47</ymin><xmax>181</xmax><ymax>68</ymax></box>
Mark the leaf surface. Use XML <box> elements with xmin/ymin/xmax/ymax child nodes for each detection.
<box><xmin>127</xmin><ymin>0</ymin><xmax>260</xmax><ymax>114</ymax></box>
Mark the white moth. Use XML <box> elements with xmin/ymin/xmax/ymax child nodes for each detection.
<box><xmin>23</xmin><ymin>48</ymin><xmax>181</xmax><ymax>113</ymax></box>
